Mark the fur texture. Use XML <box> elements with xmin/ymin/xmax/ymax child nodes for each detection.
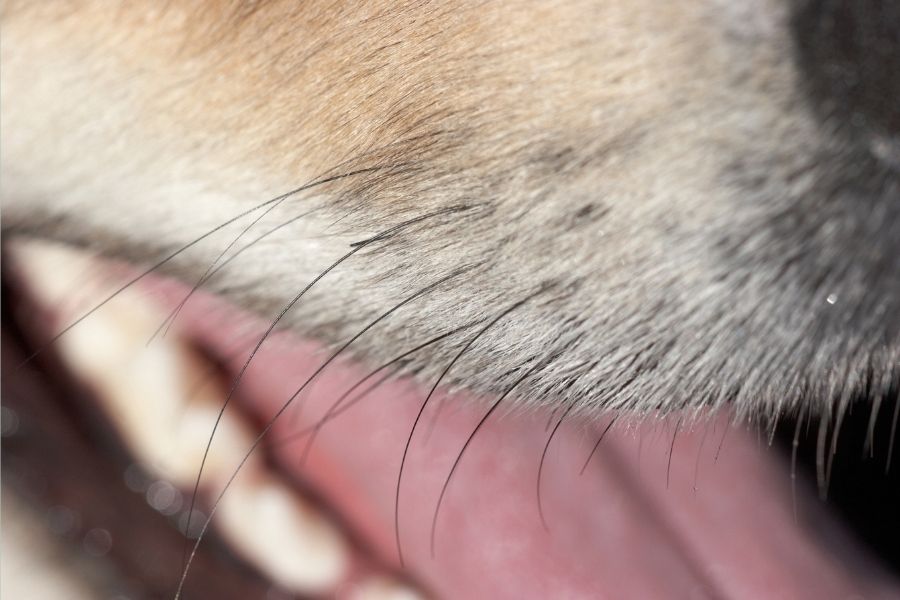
<box><xmin>2</xmin><ymin>1</ymin><xmax>898</xmax><ymax>425</ymax></box>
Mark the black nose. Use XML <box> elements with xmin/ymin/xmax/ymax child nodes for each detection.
<box><xmin>792</xmin><ymin>0</ymin><xmax>900</xmax><ymax>148</ymax></box>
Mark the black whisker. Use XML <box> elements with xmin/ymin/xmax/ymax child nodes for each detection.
<box><xmin>18</xmin><ymin>168</ymin><xmax>380</xmax><ymax>369</ymax></box>
<box><xmin>173</xmin><ymin>266</ymin><xmax>471</xmax><ymax>599</ymax></box>
<box><xmin>150</xmin><ymin>199</ymin><xmax>284</xmax><ymax>344</ymax></box>
<box><xmin>292</xmin><ymin>322</ymin><xmax>480</xmax><ymax>461</ymax></box>
<box><xmin>152</xmin><ymin>204</ymin><xmax>319</xmax><ymax>343</ymax></box>
<box><xmin>271</xmin><ymin>366</ymin><xmax>406</xmax><ymax>449</ymax></box>
<box><xmin>179</xmin><ymin>244</ymin><xmax>362</xmax><ymax>573</ymax></box>
<box><xmin>350</xmin><ymin>203</ymin><xmax>473</xmax><ymax>247</ymax></box>
<box><xmin>426</xmin><ymin>352</ymin><xmax>546</xmax><ymax>443</ymax></box>
<box><xmin>692</xmin><ymin>419</ymin><xmax>711</xmax><ymax>493</ymax></box>
<box><xmin>714</xmin><ymin>419</ymin><xmax>730</xmax><ymax>464</ymax></box>
<box><xmin>666</xmin><ymin>416</ymin><xmax>683</xmax><ymax>490</ymax></box>
<box><xmin>394</xmin><ymin>287</ymin><xmax>546</xmax><ymax>567</ymax></box>
<box><xmin>543</xmin><ymin>398</ymin><xmax>566</xmax><ymax>433</ymax></box>
<box><xmin>579</xmin><ymin>416</ymin><xmax>618</xmax><ymax>475</ymax></box>
<box><xmin>537</xmin><ymin>399</ymin><xmax>576</xmax><ymax>532</ymax></box>
<box><xmin>432</xmin><ymin>339</ymin><xmax>574</xmax><ymax>556</ymax></box>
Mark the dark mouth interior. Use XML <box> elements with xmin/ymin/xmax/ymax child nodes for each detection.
<box><xmin>774</xmin><ymin>392</ymin><xmax>900</xmax><ymax>574</ymax></box>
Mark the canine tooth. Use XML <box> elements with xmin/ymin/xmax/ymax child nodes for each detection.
<box><xmin>11</xmin><ymin>240</ymin><xmax>264</xmax><ymax>487</ymax></box>
<box><xmin>169</xmin><ymin>392</ymin><xmax>265</xmax><ymax>488</ymax></box>
<box><xmin>217</xmin><ymin>473</ymin><xmax>349</xmax><ymax>594</ymax></box>
<box><xmin>349</xmin><ymin>577</ymin><xmax>427</xmax><ymax>600</ymax></box>
<box><xmin>57</xmin><ymin>310</ymin><xmax>264</xmax><ymax>487</ymax></box>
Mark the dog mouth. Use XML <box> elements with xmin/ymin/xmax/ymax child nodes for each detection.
<box><xmin>2</xmin><ymin>238</ymin><xmax>898</xmax><ymax>599</ymax></box>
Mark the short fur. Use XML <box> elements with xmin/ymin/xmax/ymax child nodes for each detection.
<box><xmin>2</xmin><ymin>1</ymin><xmax>898</xmax><ymax>427</ymax></box>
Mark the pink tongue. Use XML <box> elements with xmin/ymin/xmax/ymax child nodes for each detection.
<box><xmin>157</xmin><ymin>281</ymin><xmax>893</xmax><ymax>600</ymax></box>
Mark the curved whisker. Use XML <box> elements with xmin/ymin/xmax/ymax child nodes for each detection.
<box><xmin>394</xmin><ymin>286</ymin><xmax>548</xmax><ymax>566</ymax></box>
<box><xmin>666</xmin><ymin>416</ymin><xmax>683</xmax><ymax>490</ymax></box>
<box><xmin>18</xmin><ymin>167</ymin><xmax>381</xmax><ymax>368</ymax></box>
<box><xmin>290</xmin><ymin>322</ymin><xmax>481</xmax><ymax>462</ymax></box>
<box><xmin>430</xmin><ymin>336</ymin><xmax>577</xmax><ymax>555</ymax></box>
<box><xmin>174</xmin><ymin>265</ymin><xmax>472</xmax><ymax>599</ymax></box>
<box><xmin>152</xmin><ymin>204</ymin><xmax>320</xmax><ymax>343</ymax></box>
<box><xmin>579</xmin><ymin>416</ymin><xmax>618</xmax><ymax>476</ymax></box>
<box><xmin>537</xmin><ymin>399</ymin><xmax>576</xmax><ymax>532</ymax></box>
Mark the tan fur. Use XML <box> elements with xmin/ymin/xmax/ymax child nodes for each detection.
<box><xmin>3</xmin><ymin>1</ymin><xmax>732</xmax><ymax>207</ymax></box>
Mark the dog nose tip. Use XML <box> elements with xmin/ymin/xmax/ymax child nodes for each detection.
<box><xmin>793</xmin><ymin>0</ymin><xmax>900</xmax><ymax>148</ymax></box>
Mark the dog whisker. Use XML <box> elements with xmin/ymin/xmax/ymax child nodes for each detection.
<box><xmin>176</xmin><ymin>265</ymin><xmax>472</xmax><ymax>598</ymax></box>
<box><xmin>395</xmin><ymin>286</ymin><xmax>548</xmax><ymax>566</ymax></box>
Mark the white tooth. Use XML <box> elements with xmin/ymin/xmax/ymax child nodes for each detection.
<box><xmin>349</xmin><ymin>577</ymin><xmax>427</xmax><ymax>600</ymax></box>
<box><xmin>10</xmin><ymin>239</ymin><xmax>263</xmax><ymax>488</ymax></box>
<box><xmin>217</xmin><ymin>472</ymin><xmax>349</xmax><ymax>594</ymax></box>
<box><xmin>6</xmin><ymin>239</ymin><xmax>101</xmax><ymax>313</ymax></box>
<box><xmin>49</xmin><ymin>286</ymin><xmax>265</xmax><ymax>488</ymax></box>
<box><xmin>167</xmin><ymin>387</ymin><xmax>265</xmax><ymax>488</ymax></box>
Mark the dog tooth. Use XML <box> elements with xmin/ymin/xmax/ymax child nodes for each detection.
<box><xmin>349</xmin><ymin>577</ymin><xmax>427</xmax><ymax>600</ymax></box>
<box><xmin>167</xmin><ymin>384</ymin><xmax>268</xmax><ymax>488</ymax></box>
<box><xmin>11</xmin><ymin>240</ymin><xmax>264</xmax><ymax>486</ymax></box>
<box><xmin>217</xmin><ymin>472</ymin><xmax>349</xmax><ymax>594</ymax></box>
<box><xmin>53</xmin><ymin>305</ymin><xmax>265</xmax><ymax>487</ymax></box>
